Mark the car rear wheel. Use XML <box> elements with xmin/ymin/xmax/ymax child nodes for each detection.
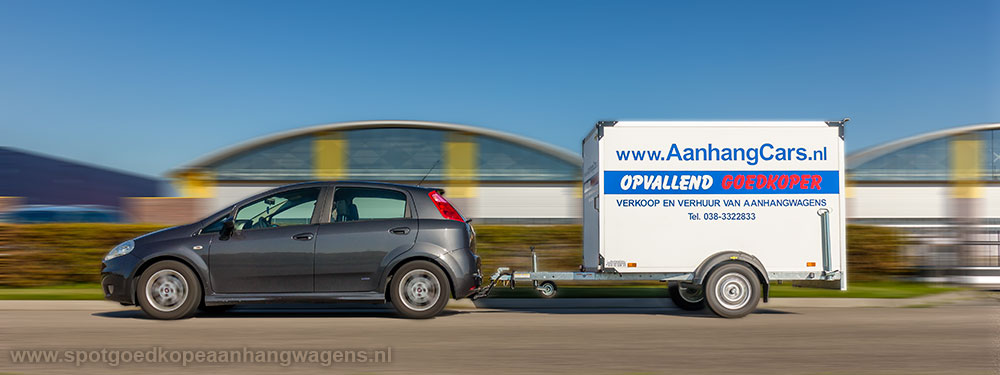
<box><xmin>389</xmin><ymin>261</ymin><xmax>450</xmax><ymax>319</ymax></box>
<box><xmin>137</xmin><ymin>260</ymin><xmax>201</xmax><ymax>320</ymax></box>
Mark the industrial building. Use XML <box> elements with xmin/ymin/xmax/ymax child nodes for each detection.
<box><xmin>0</xmin><ymin>147</ymin><xmax>161</xmax><ymax>222</ymax></box>
<box><xmin>846</xmin><ymin>122</ymin><xmax>1000</xmax><ymax>284</ymax></box>
<box><xmin>169</xmin><ymin>120</ymin><xmax>582</xmax><ymax>224</ymax></box>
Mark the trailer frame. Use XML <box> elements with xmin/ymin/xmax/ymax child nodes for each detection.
<box><xmin>472</xmin><ymin>246</ymin><xmax>842</xmax><ymax>301</ymax></box>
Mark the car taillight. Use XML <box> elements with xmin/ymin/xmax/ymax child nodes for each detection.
<box><xmin>428</xmin><ymin>191</ymin><xmax>465</xmax><ymax>222</ymax></box>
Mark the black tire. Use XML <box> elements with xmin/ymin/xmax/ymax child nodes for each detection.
<box><xmin>136</xmin><ymin>260</ymin><xmax>202</xmax><ymax>320</ymax></box>
<box><xmin>389</xmin><ymin>260</ymin><xmax>451</xmax><ymax>319</ymax></box>
<box><xmin>668</xmin><ymin>282</ymin><xmax>706</xmax><ymax>311</ymax></box>
<box><xmin>537</xmin><ymin>281</ymin><xmax>558</xmax><ymax>299</ymax></box>
<box><xmin>704</xmin><ymin>263</ymin><xmax>761</xmax><ymax>318</ymax></box>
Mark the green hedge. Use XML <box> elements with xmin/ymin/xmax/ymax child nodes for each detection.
<box><xmin>845</xmin><ymin>224</ymin><xmax>909</xmax><ymax>281</ymax></box>
<box><xmin>0</xmin><ymin>224</ymin><xmax>167</xmax><ymax>287</ymax></box>
<box><xmin>0</xmin><ymin>223</ymin><xmax>906</xmax><ymax>287</ymax></box>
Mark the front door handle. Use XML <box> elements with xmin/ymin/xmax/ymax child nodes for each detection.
<box><xmin>292</xmin><ymin>233</ymin><xmax>314</xmax><ymax>241</ymax></box>
<box><xmin>389</xmin><ymin>227</ymin><xmax>410</xmax><ymax>235</ymax></box>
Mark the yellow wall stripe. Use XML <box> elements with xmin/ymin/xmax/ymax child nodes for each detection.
<box><xmin>950</xmin><ymin>134</ymin><xmax>982</xmax><ymax>199</ymax></box>
<box><xmin>444</xmin><ymin>132</ymin><xmax>478</xmax><ymax>198</ymax></box>
<box><xmin>173</xmin><ymin>171</ymin><xmax>215</xmax><ymax>198</ymax></box>
<box><xmin>314</xmin><ymin>132</ymin><xmax>347</xmax><ymax>180</ymax></box>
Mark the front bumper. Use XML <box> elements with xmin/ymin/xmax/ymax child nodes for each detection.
<box><xmin>100</xmin><ymin>253</ymin><xmax>141</xmax><ymax>305</ymax></box>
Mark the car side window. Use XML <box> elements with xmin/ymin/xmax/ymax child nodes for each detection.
<box><xmin>235</xmin><ymin>188</ymin><xmax>320</xmax><ymax>230</ymax></box>
<box><xmin>331</xmin><ymin>187</ymin><xmax>407</xmax><ymax>222</ymax></box>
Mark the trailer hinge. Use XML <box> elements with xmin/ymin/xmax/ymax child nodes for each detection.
<box><xmin>595</xmin><ymin>120</ymin><xmax>617</xmax><ymax>140</ymax></box>
<box><xmin>825</xmin><ymin>117</ymin><xmax>850</xmax><ymax>140</ymax></box>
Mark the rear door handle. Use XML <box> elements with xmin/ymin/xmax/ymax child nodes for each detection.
<box><xmin>389</xmin><ymin>227</ymin><xmax>410</xmax><ymax>235</ymax></box>
<box><xmin>292</xmin><ymin>233</ymin><xmax>314</xmax><ymax>241</ymax></box>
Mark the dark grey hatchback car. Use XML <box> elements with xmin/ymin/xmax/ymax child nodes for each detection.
<box><xmin>101</xmin><ymin>181</ymin><xmax>481</xmax><ymax>319</ymax></box>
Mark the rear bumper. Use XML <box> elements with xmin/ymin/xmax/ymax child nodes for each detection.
<box><xmin>101</xmin><ymin>254</ymin><xmax>141</xmax><ymax>305</ymax></box>
<box><xmin>442</xmin><ymin>250</ymin><xmax>481</xmax><ymax>299</ymax></box>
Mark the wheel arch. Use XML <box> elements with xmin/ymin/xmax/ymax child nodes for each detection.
<box><xmin>380</xmin><ymin>255</ymin><xmax>458</xmax><ymax>301</ymax></box>
<box><xmin>132</xmin><ymin>255</ymin><xmax>208</xmax><ymax>306</ymax></box>
<box><xmin>692</xmin><ymin>251</ymin><xmax>770</xmax><ymax>302</ymax></box>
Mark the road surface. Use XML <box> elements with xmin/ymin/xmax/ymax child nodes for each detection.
<box><xmin>1</xmin><ymin>297</ymin><xmax>998</xmax><ymax>374</ymax></box>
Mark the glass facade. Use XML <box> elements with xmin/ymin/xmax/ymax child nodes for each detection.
<box><xmin>211</xmin><ymin>136</ymin><xmax>314</xmax><ymax>180</ymax></box>
<box><xmin>477</xmin><ymin>136</ymin><xmax>579</xmax><ymax>181</ymax></box>
<box><xmin>203</xmin><ymin>126</ymin><xmax>580</xmax><ymax>182</ymax></box>
<box><xmin>989</xmin><ymin>129</ymin><xmax>1000</xmax><ymax>180</ymax></box>
<box><xmin>346</xmin><ymin>128</ymin><xmax>444</xmax><ymax>181</ymax></box>
<box><xmin>850</xmin><ymin>129</ymin><xmax>998</xmax><ymax>181</ymax></box>
<box><xmin>850</xmin><ymin>136</ymin><xmax>951</xmax><ymax>181</ymax></box>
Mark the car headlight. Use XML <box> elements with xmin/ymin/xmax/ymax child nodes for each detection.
<box><xmin>104</xmin><ymin>240</ymin><xmax>135</xmax><ymax>261</ymax></box>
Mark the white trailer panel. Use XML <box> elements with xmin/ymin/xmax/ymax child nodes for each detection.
<box><xmin>583</xmin><ymin>121</ymin><xmax>846</xmax><ymax>287</ymax></box>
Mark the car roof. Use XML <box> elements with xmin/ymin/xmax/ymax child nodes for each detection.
<box><xmin>277</xmin><ymin>180</ymin><xmax>437</xmax><ymax>192</ymax></box>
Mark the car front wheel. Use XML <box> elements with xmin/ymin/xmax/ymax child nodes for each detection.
<box><xmin>389</xmin><ymin>261</ymin><xmax>450</xmax><ymax>319</ymax></box>
<box><xmin>136</xmin><ymin>260</ymin><xmax>202</xmax><ymax>320</ymax></box>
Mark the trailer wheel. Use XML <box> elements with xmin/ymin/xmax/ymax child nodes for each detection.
<box><xmin>537</xmin><ymin>281</ymin><xmax>558</xmax><ymax>298</ymax></box>
<box><xmin>668</xmin><ymin>282</ymin><xmax>705</xmax><ymax>311</ymax></box>
<box><xmin>705</xmin><ymin>263</ymin><xmax>761</xmax><ymax>318</ymax></box>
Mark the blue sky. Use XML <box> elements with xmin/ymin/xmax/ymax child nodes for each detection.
<box><xmin>1</xmin><ymin>0</ymin><xmax>997</xmax><ymax>177</ymax></box>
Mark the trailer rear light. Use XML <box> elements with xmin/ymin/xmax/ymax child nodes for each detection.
<box><xmin>428</xmin><ymin>191</ymin><xmax>465</xmax><ymax>222</ymax></box>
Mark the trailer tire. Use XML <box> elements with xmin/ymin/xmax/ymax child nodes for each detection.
<box><xmin>537</xmin><ymin>281</ymin><xmax>558</xmax><ymax>298</ymax></box>
<box><xmin>668</xmin><ymin>282</ymin><xmax>705</xmax><ymax>311</ymax></box>
<box><xmin>705</xmin><ymin>263</ymin><xmax>760</xmax><ymax>318</ymax></box>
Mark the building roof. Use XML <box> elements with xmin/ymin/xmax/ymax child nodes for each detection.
<box><xmin>847</xmin><ymin>122</ymin><xmax>1000</xmax><ymax>168</ymax></box>
<box><xmin>0</xmin><ymin>147</ymin><xmax>161</xmax><ymax>207</ymax></box>
<box><xmin>846</xmin><ymin>122</ymin><xmax>1000</xmax><ymax>181</ymax></box>
<box><xmin>169</xmin><ymin>120</ymin><xmax>583</xmax><ymax>182</ymax></box>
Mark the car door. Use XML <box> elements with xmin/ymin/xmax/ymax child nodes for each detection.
<box><xmin>209</xmin><ymin>187</ymin><xmax>322</xmax><ymax>293</ymax></box>
<box><xmin>314</xmin><ymin>186</ymin><xmax>417</xmax><ymax>292</ymax></box>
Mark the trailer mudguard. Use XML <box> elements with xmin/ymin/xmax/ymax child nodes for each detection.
<box><xmin>692</xmin><ymin>251</ymin><xmax>770</xmax><ymax>302</ymax></box>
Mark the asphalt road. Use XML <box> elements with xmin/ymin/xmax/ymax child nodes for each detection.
<box><xmin>1</xmin><ymin>298</ymin><xmax>998</xmax><ymax>374</ymax></box>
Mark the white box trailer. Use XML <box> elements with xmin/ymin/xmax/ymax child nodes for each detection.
<box><xmin>476</xmin><ymin>120</ymin><xmax>848</xmax><ymax>318</ymax></box>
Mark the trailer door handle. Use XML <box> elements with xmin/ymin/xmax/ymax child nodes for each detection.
<box><xmin>389</xmin><ymin>227</ymin><xmax>410</xmax><ymax>235</ymax></box>
<box><xmin>594</xmin><ymin>197</ymin><xmax>599</xmax><ymax>211</ymax></box>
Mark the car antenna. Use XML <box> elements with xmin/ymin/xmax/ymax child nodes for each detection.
<box><xmin>417</xmin><ymin>159</ymin><xmax>440</xmax><ymax>186</ymax></box>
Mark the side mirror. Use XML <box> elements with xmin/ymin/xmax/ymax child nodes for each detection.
<box><xmin>219</xmin><ymin>218</ymin><xmax>235</xmax><ymax>241</ymax></box>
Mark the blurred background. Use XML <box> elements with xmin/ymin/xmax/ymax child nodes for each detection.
<box><xmin>0</xmin><ymin>0</ymin><xmax>997</xmax><ymax>291</ymax></box>
<box><xmin>2</xmin><ymin>119</ymin><xmax>999</xmax><ymax>288</ymax></box>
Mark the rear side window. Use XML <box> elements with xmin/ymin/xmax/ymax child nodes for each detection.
<box><xmin>332</xmin><ymin>187</ymin><xmax>407</xmax><ymax>222</ymax></box>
